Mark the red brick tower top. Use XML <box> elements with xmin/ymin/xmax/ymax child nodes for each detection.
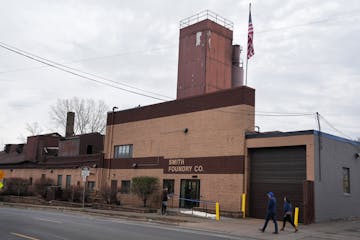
<box><xmin>177</xmin><ymin>10</ymin><xmax>234</xmax><ymax>99</ymax></box>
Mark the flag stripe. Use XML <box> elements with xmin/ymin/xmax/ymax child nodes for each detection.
<box><xmin>247</xmin><ymin>7</ymin><xmax>254</xmax><ymax>59</ymax></box>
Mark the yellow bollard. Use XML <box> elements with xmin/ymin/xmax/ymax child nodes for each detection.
<box><xmin>0</xmin><ymin>170</ymin><xmax>4</xmax><ymax>190</ymax></box>
<box><xmin>241</xmin><ymin>193</ymin><xmax>246</xmax><ymax>218</ymax></box>
<box><xmin>215</xmin><ymin>202</ymin><xmax>220</xmax><ymax>221</ymax></box>
<box><xmin>294</xmin><ymin>207</ymin><xmax>299</xmax><ymax>227</ymax></box>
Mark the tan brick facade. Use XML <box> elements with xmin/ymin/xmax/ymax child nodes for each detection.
<box><xmin>102</xmin><ymin>98</ymin><xmax>254</xmax><ymax>212</ymax></box>
<box><xmin>102</xmin><ymin>168</ymin><xmax>244</xmax><ymax>212</ymax></box>
<box><xmin>105</xmin><ymin>105</ymin><xmax>254</xmax><ymax>160</ymax></box>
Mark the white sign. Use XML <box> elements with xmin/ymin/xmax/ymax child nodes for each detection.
<box><xmin>81</xmin><ymin>167</ymin><xmax>90</xmax><ymax>182</ymax></box>
<box><xmin>81</xmin><ymin>167</ymin><xmax>90</xmax><ymax>177</ymax></box>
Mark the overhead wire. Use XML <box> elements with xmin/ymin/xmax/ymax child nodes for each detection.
<box><xmin>256</xmin><ymin>8</ymin><xmax>360</xmax><ymax>35</ymax></box>
<box><xmin>0</xmin><ymin>42</ymin><xmax>333</xmax><ymax>119</ymax></box>
<box><xmin>217</xmin><ymin>108</ymin><xmax>314</xmax><ymax>117</ymax></box>
<box><xmin>1</xmin><ymin>10</ymin><xmax>359</xmax><ymax>126</ymax></box>
<box><xmin>318</xmin><ymin>113</ymin><xmax>355</xmax><ymax>141</ymax></box>
<box><xmin>0</xmin><ymin>44</ymin><xmax>176</xmax><ymax>74</ymax></box>
<box><xmin>0</xmin><ymin>42</ymin><xmax>173</xmax><ymax>101</ymax></box>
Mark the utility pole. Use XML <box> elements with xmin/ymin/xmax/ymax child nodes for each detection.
<box><xmin>316</xmin><ymin>112</ymin><xmax>322</xmax><ymax>181</ymax></box>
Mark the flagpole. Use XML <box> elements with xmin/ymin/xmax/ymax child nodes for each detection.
<box><xmin>245</xmin><ymin>46</ymin><xmax>249</xmax><ymax>86</ymax></box>
<box><xmin>245</xmin><ymin>3</ymin><xmax>251</xmax><ymax>86</ymax></box>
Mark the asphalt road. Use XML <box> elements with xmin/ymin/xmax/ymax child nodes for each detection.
<box><xmin>0</xmin><ymin>206</ymin><xmax>248</xmax><ymax>240</ymax></box>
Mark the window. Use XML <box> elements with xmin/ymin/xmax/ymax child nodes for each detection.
<box><xmin>66</xmin><ymin>175</ymin><xmax>71</xmax><ymax>188</ymax></box>
<box><xmin>86</xmin><ymin>145</ymin><xmax>93</xmax><ymax>154</ymax></box>
<box><xmin>111</xmin><ymin>180</ymin><xmax>118</xmax><ymax>193</ymax></box>
<box><xmin>163</xmin><ymin>179</ymin><xmax>175</xmax><ymax>194</ymax></box>
<box><xmin>57</xmin><ymin>175</ymin><xmax>62</xmax><ymax>187</ymax></box>
<box><xmin>120</xmin><ymin>180</ymin><xmax>131</xmax><ymax>194</ymax></box>
<box><xmin>29</xmin><ymin>177</ymin><xmax>33</xmax><ymax>185</ymax></box>
<box><xmin>114</xmin><ymin>144</ymin><xmax>133</xmax><ymax>158</ymax></box>
<box><xmin>343</xmin><ymin>167</ymin><xmax>350</xmax><ymax>194</ymax></box>
<box><xmin>41</xmin><ymin>174</ymin><xmax>46</xmax><ymax>180</ymax></box>
<box><xmin>87</xmin><ymin>181</ymin><xmax>96</xmax><ymax>192</ymax></box>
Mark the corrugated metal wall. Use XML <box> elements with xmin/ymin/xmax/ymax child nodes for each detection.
<box><xmin>249</xmin><ymin>146</ymin><xmax>306</xmax><ymax>222</ymax></box>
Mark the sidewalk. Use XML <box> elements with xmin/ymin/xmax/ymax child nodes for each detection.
<box><xmin>180</xmin><ymin>216</ymin><xmax>360</xmax><ymax>240</ymax></box>
<box><xmin>1</xmin><ymin>202</ymin><xmax>359</xmax><ymax>240</ymax></box>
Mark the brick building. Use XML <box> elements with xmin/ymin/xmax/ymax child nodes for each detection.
<box><xmin>103</xmin><ymin>86</ymin><xmax>254</xmax><ymax>215</ymax></box>
<box><xmin>101</xmin><ymin>11</ymin><xmax>360</xmax><ymax>222</ymax></box>
<box><xmin>1</xmin><ymin>11</ymin><xmax>359</xmax><ymax>222</ymax></box>
<box><xmin>0</xmin><ymin>122</ymin><xmax>104</xmax><ymax>193</ymax></box>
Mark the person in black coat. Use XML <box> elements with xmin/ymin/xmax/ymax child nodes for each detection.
<box><xmin>260</xmin><ymin>192</ymin><xmax>279</xmax><ymax>234</ymax></box>
<box><xmin>161</xmin><ymin>188</ymin><xmax>168</xmax><ymax>215</ymax></box>
<box><xmin>281</xmin><ymin>196</ymin><xmax>298</xmax><ymax>232</ymax></box>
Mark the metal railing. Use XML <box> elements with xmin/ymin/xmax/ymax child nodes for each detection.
<box><xmin>180</xmin><ymin>10</ymin><xmax>234</xmax><ymax>30</ymax></box>
<box><xmin>169</xmin><ymin>194</ymin><xmax>217</xmax><ymax>218</ymax></box>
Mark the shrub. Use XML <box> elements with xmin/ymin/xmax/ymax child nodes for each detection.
<box><xmin>131</xmin><ymin>176</ymin><xmax>159</xmax><ymax>207</ymax></box>
<box><xmin>71</xmin><ymin>186</ymin><xmax>90</xmax><ymax>203</ymax></box>
<box><xmin>60</xmin><ymin>188</ymin><xmax>73</xmax><ymax>201</ymax></box>
<box><xmin>99</xmin><ymin>187</ymin><xmax>119</xmax><ymax>204</ymax></box>
<box><xmin>2</xmin><ymin>178</ymin><xmax>30</xmax><ymax>196</ymax></box>
<box><xmin>34</xmin><ymin>178</ymin><xmax>55</xmax><ymax>198</ymax></box>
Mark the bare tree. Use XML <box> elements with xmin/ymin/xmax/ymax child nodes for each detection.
<box><xmin>49</xmin><ymin>97</ymin><xmax>108</xmax><ymax>135</ymax></box>
<box><xmin>26</xmin><ymin>122</ymin><xmax>44</xmax><ymax>136</ymax></box>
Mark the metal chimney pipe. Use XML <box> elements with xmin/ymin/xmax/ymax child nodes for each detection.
<box><xmin>65</xmin><ymin>112</ymin><xmax>75</xmax><ymax>137</ymax></box>
<box><xmin>231</xmin><ymin>44</ymin><xmax>244</xmax><ymax>87</ymax></box>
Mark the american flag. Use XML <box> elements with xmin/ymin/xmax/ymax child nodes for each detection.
<box><xmin>247</xmin><ymin>5</ymin><xmax>254</xmax><ymax>59</ymax></box>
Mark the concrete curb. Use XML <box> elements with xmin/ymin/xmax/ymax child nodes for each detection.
<box><xmin>0</xmin><ymin>201</ymin><xmax>190</xmax><ymax>225</ymax></box>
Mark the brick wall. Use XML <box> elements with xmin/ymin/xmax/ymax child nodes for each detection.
<box><xmin>105</xmin><ymin>104</ymin><xmax>254</xmax><ymax>160</ymax></box>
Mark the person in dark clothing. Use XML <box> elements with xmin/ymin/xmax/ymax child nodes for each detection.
<box><xmin>281</xmin><ymin>197</ymin><xmax>298</xmax><ymax>232</ymax></box>
<box><xmin>260</xmin><ymin>192</ymin><xmax>279</xmax><ymax>234</ymax></box>
<box><xmin>161</xmin><ymin>188</ymin><xmax>168</xmax><ymax>215</ymax></box>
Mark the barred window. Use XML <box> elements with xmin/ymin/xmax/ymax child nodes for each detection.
<box><xmin>57</xmin><ymin>175</ymin><xmax>62</xmax><ymax>187</ymax></box>
<box><xmin>87</xmin><ymin>181</ymin><xmax>96</xmax><ymax>192</ymax></box>
<box><xmin>66</xmin><ymin>175</ymin><xmax>71</xmax><ymax>188</ymax></box>
<box><xmin>120</xmin><ymin>180</ymin><xmax>131</xmax><ymax>194</ymax></box>
<box><xmin>114</xmin><ymin>144</ymin><xmax>133</xmax><ymax>158</ymax></box>
<box><xmin>163</xmin><ymin>179</ymin><xmax>175</xmax><ymax>194</ymax></box>
<box><xmin>342</xmin><ymin>167</ymin><xmax>350</xmax><ymax>194</ymax></box>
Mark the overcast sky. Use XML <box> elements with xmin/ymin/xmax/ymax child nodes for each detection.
<box><xmin>1</xmin><ymin>0</ymin><xmax>359</xmax><ymax>145</ymax></box>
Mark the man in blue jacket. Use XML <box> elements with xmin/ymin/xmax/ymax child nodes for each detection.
<box><xmin>260</xmin><ymin>192</ymin><xmax>279</xmax><ymax>234</ymax></box>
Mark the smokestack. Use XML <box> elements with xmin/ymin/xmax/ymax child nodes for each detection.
<box><xmin>65</xmin><ymin>112</ymin><xmax>75</xmax><ymax>137</ymax></box>
<box><xmin>231</xmin><ymin>44</ymin><xmax>244</xmax><ymax>87</ymax></box>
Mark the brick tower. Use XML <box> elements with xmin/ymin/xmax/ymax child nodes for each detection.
<box><xmin>177</xmin><ymin>10</ymin><xmax>243</xmax><ymax>99</ymax></box>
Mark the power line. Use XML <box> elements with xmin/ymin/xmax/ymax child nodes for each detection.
<box><xmin>0</xmin><ymin>44</ymin><xmax>176</xmax><ymax>75</ymax></box>
<box><xmin>0</xmin><ymin>41</ymin><xmax>174</xmax><ymax>100</ymax></box>
<box><xmin>217</xmin><ymin>108</ymin><xmax>314</xmax><ymax>117</ymax></box>
<box><xmin>256</xmin><ymin>9</ymin><xmax>360</xmax><ymax>35</ymax></box>
<box><xmin>0</xmin><ymin>42</ymin><xmax>173</xmax><ymax>101</ymax></box>
<box><xmin>0</xmin><ymin>42</ymin><xmax>170</xmax><ymax>101</ymax></box>
<box><xmin>255</xmin><ymin>110</ymin><xmax>314</xmax><ymax>115</ymax></box>
<box><xmin>318</xmin><ymin>113</ymin><xmax>355</xmax><ymax>140</ymax></box>
<box><xmin>255</xmin><ymin>113</ymin><xmax>314</xmax><ymax>117</ymax></box>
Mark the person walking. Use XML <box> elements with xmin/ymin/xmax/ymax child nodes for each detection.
<box><xmin>260</xmin><ymin>192</ymin><xmax>279</xmax><ymax>234</ymax></box>
<box><xmin>161</xmin><ymin>188</ymin><xmax>168</xmax><ymax>215</ymax></box>
<box><xmin>281</xmin><ymin>196</ymin><xmax>298</xmax><ymax>232</ymax></box>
